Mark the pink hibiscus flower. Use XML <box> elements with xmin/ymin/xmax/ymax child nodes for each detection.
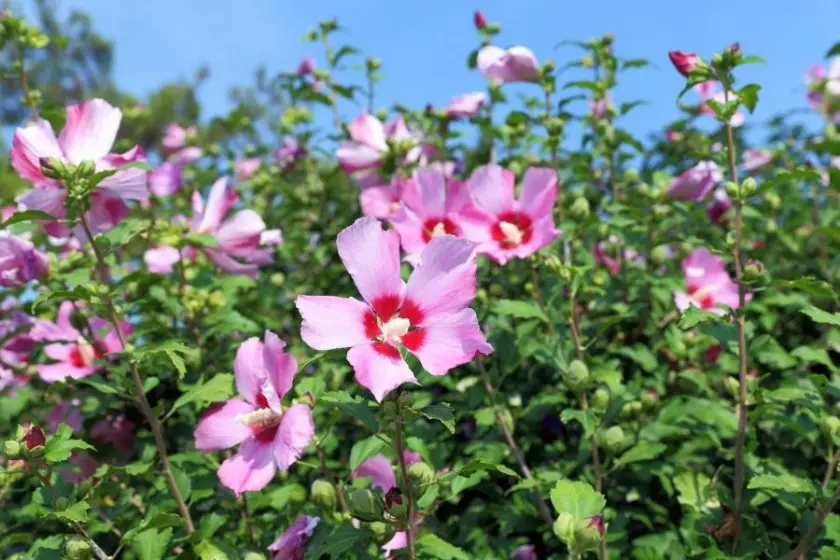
<box><xmin>47</xmin><ymin>400</ymin><xmax>84</xmax><ymax>433</ymax></box>
<box><xmin>360</xmin><ymin>175</ymin><xmax>417</xmax><ymax>220</ymax></box>
<box><xmin>91</xmin><ymin>414</ymin><xmax>136</xmax><ymax>455</ymax></box>
<box><xmin>148</xmin><ymin>161</ymin><xmax>183</xmax><ymax>197</ymax></box>
<box><xmin>274</xmin><ymin>137</ymin><xmax>306</xmax><ymax>172</ymax></box>
<box><xmin>351</xmin><ymin>452</ymin><xmax>422</xmax><ymax>492</ymax></box>
<box><xmin>336</xmin><ymin>114</ymin><xmax>428</xmax><ymax>174</ymax></box>
<box><xmin>389</xmin><ymin>167</ymin><xmax>476</xmax><ymax>262</ymax></box>
<box><xmin>12</xmin><ymin>99</ymin><xmax>148</xmax><ymax>237</ymax></box>
<box><xmin>694</xmin><ymin>81</ymin><xmax>745</xmax><ymax>127</ymax></box>
<box><xmin>29</xmin><ymin>301</ymin><xmax>128</xmax><ymax>383</ymax></box>
<box><xmin>674</xmin><ymin>248</ymin><xmax>749</xmax><ymax>316</ymax></box>
<box><xmin>268</xmin><ymin>515</ymin><xmax>319</xmax><ymax>560</ymax></box>
<box><xmin>459</xmin><ymin>164</ymin><xmax>559</xmax><ymax>264</ymax></box>
<box><xmin>477</xmin><ymin>45</ymin><xmax>540</xmax><ymax>83</ymax></box>
<box><xmin>742</xmin><ymin>149</ymin><xmax>773</xmax><ymax>173</ymax></box>
<box><xmin>0</xmin><ymin>232</ymin><xmax>48</xmax><ymax>287</ymax></box>
<box><xmin>235</xmin><ymin>158</ymin><xmax>261</xmax><ymax>181</ymax></box>
<box><xmin>194</xmin><ymin>331</ymin><xmax>315</xmax><ymax>495</ymax></box>
<box><xmin>666</xmin><ymin>161</ymin><xmax>722</xmax><ymax>201</ymax></box>
<box><xmin>296</xmin><ymin>217</ymin><xmax>492</xmax><ymax>401</ymax></box>
<box><xmin>446</xmin><ymin>92</ymin><xmax>486</xmax><ymax>118</ymax></box>
<box><xmin>144</xmin><ymin>177</ymin><xmax>279</xmax><ymax>277</ymax></box>
<box><xmin>706</xmin><ymin>189</ymin><xmax>732</xmax><ymax>225</ymax></box>
<box><xmin>162</xmin><ymin>124</ymin><xmax>202</xmax><ymax>163</ymax></box>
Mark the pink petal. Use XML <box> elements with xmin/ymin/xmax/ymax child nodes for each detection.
<box><xmin>217</xmin><ymin>437</ymin><xmax>277</xmax><ymax>495</ymax></box>
<box><xmin>194</xmin><ymin>399</ymin><xmax>256</xmax><ymax>451</ymax></box>
<box><xmin>17</xmin><ymin>187</ymin><xmax>66</xmax><ymax>218</ymax></box>
<box><xmin>404</xmin><ymin>235</ymin><xmax>477</xmax><ymax>320</ymax></box>
<box><xmin>197</xmin><ymin>177</ymin><xmax>237</xmax><ymax>233</ymax></box>
<box><xmin>347</xmin><ymin>342</ymin><xmax>417</xmax><ymax>402</ymax></box>
<box><xmin>260</xmin><ymin>229</ymin><xmax>283</xmax><ymax>246</ymax></box>
<box><xmin>348</xmin><ymin>113</ymin><xmax>388</xmax><ymax>151</ymax></box>
<box><xmin>517</xmin><ymin>167</ymin><xmax>557</xmax><ymax>219</ymax></box>
<box><xmin>383</xmin><ymin>532</ymin><xmax>408</xmax><ymax>556</ymax></box>
<box><xmin>149</xmin><ymin>161</ymin><xmax>183</xmax><ymax>197</ymax></box>
<box><xmin>11</xmin><ymin>120</ymin><xmax>63</xmax><ymax>185</ymax></box>
<box><xmin>446</xmin><ymin>92</ymin><xmax>486</xmax><ymax>118</ymax></box>
<box><xmin>203</xmin><ymin>248</ymin><xmax>260</xmax><ymax>277</ymax></box>
<box><xmin>467</xmin><ymin>164</ymin><xmax>516</xmax><ymax>214</ymax></box>
<box><xmin>59</xmin><ymin>99</ymin><xmax>121</xmax><ymax>165</ymax></box>
<box><xmin>360</xmin><ymin>185</ymin><xmax>401</xmax><ymax>219</ymax></box>
<box><xmin>336</xmin><ymin>217</ymin><xmax>403</xmax><ymax>309</ymax></box>
<box><xmin>98</xmin><ymin>167</ymin><xmax>149</xmax><ymax>203</ymax></box>
<box><xmin>216</xmin><ymin>210</ymin><xmax>266</xmax><ymax>256</ymax></box>
<box><xmin>407</xmin><ymin>308</ymin><xmax>492</xmax><ymax>375</ymax></box>
<box><xmin>389</xmin><ymin>207</ymin><xmax>429</xmax><ymax>257</ymax></box>
<box><xmin>37</xmin><ymin>362</ymin><xmax>97</xmax><ymax>383</ymax></box>
<box><xmin>336</xmin><ymin>141</ymin><xmax>384</xmax><ymax>173</ymax></box>
<box><xmin>506</xmin><ymin>216</ymin><xmax>560</xmax><ymax>262</ymax></box>
<box><xmin>235</xmin><ymin>337</ymin><xmax>266</xmax><ymax>405</ymax></box>
<box><xmin>352</xmin><ymin>454</ymin><xmax>396</xmax><ymax>491</ymax></box>
<box><xmin>144</xmin><ymin>246</ymin><xmax>181</xmax><ymax>274</ymax></box>
<box><xmin>295</xmin><ymin>295</ymin><xmax>371</xmax><ymax>350</ymax></box>
<box><xmin>263</xmin><ymin>330</ymin><xmax>297</xmax><ymax>400</ymax></box>
<box><xmin>273</xmin><ymin>403</ymin><xmax>315</xmax><ymax>471</ymax></box>
<box><xmin>82</xmin><ymin>196</ymin><xmax>129</xmax><ymax>235</ymax></box>
<box><xmin>412</xmin><ymin>167</ymin><xmax>448</xmax><ymax>218</ymax></box>
<box><xmin>506</xmin><ymin>46</ymin><xmax>540</xmax><ymax>82</ymax></box>
<box><xmin>477</xmin><ymin>45</ymin><xmax>507</xmax><ymax>82</ymax></box>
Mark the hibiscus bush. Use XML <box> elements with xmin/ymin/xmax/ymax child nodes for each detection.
<box><xmin>4</xmin><ymin>8</ymin><xmax>840</xmax><ymax>560</ymax></box>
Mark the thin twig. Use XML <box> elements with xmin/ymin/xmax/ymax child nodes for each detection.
<box><xmin>393</xmin><ymin>406</ymin><xmax>416</xmax><ymax>560</ymax></box>
<box><xmin>781</xmin><ymin>482</ymin><xmax>840</xmax><ymax>560</ymax></box>
<box><xmin>78</xmin><ymin>213</ymin><xmax>195</xmax><ymax>534</ymax></box>
<box><xmin>825</xmin><ymin>448</ymin><xmax>840</xmax><ymax>490</ymax></box>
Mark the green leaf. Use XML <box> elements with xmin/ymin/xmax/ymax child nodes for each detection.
<box><xmin>679</xmin><ymin>307</ymin><xmax>723</xmax><ymax>329</ymax></box>
<box><xmin>185</xmin><ymin>231</ymin><xmax>219</xmax><ymax>248</ymax></box>
<box><xmin>444</xmin><ymin>459</ymin><xmax>520</xmax><ymax>479</ymax></box>
<box><xmin>419</xmin><ymin>403</ymin><xmax>456</xmax><ymax>434</ymax></box>
<box><xmin>673</xmin><ymin>471</ymin><xmax>712</xmax><ymax>512</ymax></box>
<box><xmin>792</xmin><ymin>346</ymin><xmax>836</xmax><ymax>370</ymax></box>
<box><xmin>48</xmin><ymin>500</ymin><xmax>90</xmax><ymax>523</ymax></box>
<box><xmin>136</xmin><ymin>340</ymin><xmax>191</xmax><ymax>378</ymax></box>
<box><xmin>415</xmin><ymin>533</ymin><xmax>471</xmax><ymax>559</ymax></box>
<box><xmin>738</xmin><ymin>84</ymin><xmax>761</xmax><ymax>113</ymax></box>
<box><xmin>827</xmin><ymin>42</ymin><xmax>840</xmax><ymax>58</ymax></box>
<box><xmin>43</xmin><ymin>424</ymin><xmax>96</xmax><ymax>463</ymax></box>
<box><xmin>193</xmin><ymin>540</ymin><xmax>229</xmax><ymax>560</ymax></box>
<box><xmin>349</xmin><ymin>436</ymin><xmax>387</xmax><ymax>472</ymax></box>
<box><xmin>122</xmin><ymin>513</ymin><xmax>184</xmax><ymax>544</ymax></box>
<box><xmin>616</xmin><ymin>345</ymin><xmax>658</xmax><ymax>372</ymax></box>
<box><xmin>168</xmin><ymin>373</ymin><xmax>234</xmax><ymax>418</ymax></box>
<box><xmin>561</xmin><ymin>409</ymin><xmax>597</xmax><ymax>438</ymax></box>
<box><xmin>306</xmin><ymin>523</ymin><xmax>363</xmax><ymax>558</ymax></box>
<box><xmin>616</xmin><ymin>442</ymin><xmax>667</xmax><ymax>465</ymax></box>
<box><xmin>0</xmin><ymin>209</ymin><xmax>57</xmax><ymax>228</ymax></box>
<box><xmin>131</xmin><ymin>528</ymin><xmax>173</xmax><ymax>560</ymax></box>
<box><xmin>802</xmin><ymin>306</ymin><xmax>840</xmax><ymax>327</ymax></box>
<box><xmin>125</xmin><ymin>461</ymin><xmax>153</xmax><ymax>475</ymax></box>
<box><xmin>492</xmin><ymin>299</ymin><xmax>547</xmax><ymax>322</ymax></box>
<box><xmin>748</xmin><ymin>473</ymin><xmax>816</xmax><ymax>496</ymax></box>
<box><xmin>320</xmin><ymin>392</ymin><xmax>378</xmax><ymax>432</ymax></box>
<box><xmin>550</xmin><ymin>479</ymin><xmax>605</xmax><ymax>519</ymax></box>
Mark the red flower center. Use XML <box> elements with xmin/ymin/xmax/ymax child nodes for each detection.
<box><xmin>491</xmin><ymin>212</ymin><xmax>533</xmax><ymax>248</ymax></box>
<box><xmin>69</xmin><ymin>340</ymin><xmax>106</xmax><ymax>368</ymax></box>
<box><xmin>364</xmin><ymin>295</ymin><xmax>427</xmax><ymax>358</ymax></box>
<box><xmin>240</xmin><ymin>393</ymin><xmax>282</xmax><ymax>443</ymax></box>
<box><xmin>687</xmin><ymin>285</ymin><xmax>715</xmax><ymax>309</ymax></box>
<box><xmin>421</xmin><ymin>217</ymin><xmax>458</xmax><ymax>243</ymax></box>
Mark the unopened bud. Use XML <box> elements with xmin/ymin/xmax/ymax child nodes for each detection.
<box><xmin>600</xmin><ymin>426</ymin><xmax>627</xmax><ymax>453</ymax></box>
<box><xmin>741</xmin><ymin>177</ymin><xmax>757</xmax><ymax>196</ymax></box>
<box><xmin>570</xmin><ymin>197</ymin><xmax>591</xmax><ymax>220</ymax></box>
<box><xmin>574</xmin><ymin>515</ymin><xmax>605</xmax><ymax>551</ymax></box>
<box><xmin>565</xmin><ymin>360</ymin><xmax>591</xmax><ymax>392</ymax></box>
<box><xmin>592</xmin><ymin>388</ymin><xmax>609</xmax><ymax>411</ymax></box>
<box><xmin>4</xmin><ymin>440</ymin><xmax>21</xmax><ymax>458</ymax></box>
<box><xmin>668</xmin><ymin>51</ymin><xmax>701</xmax><ymax>77</ymax></box>
<box><xmin>822</xmin><ymin>416</ymin><xmax>840</xmax><ymax>437</ymax></box>
<box><xmin>641</xmin><ymin>389</ymin><xmax>659</xmax><ymax>407</ymax></box>
<box><xmin>64</xmin><ymin>537</ymin><xmax>92</xmax><ymax>560</ymax></box>
<box><xmin>651</xmin><ymin>244</ymin><xmax>671</xmax><ymax>265</ymax></box>
<box><xmin>473</xmin><ymin>10</ymin><xmax>487</xmax><ymax>30</ymax></box>
<box><xmin>553</xmin><ymin>512</ymin><xmax>577</xmax><ymax>544</ymax></box>
<box><xmin>75</xmin><ymin>160</ymin><xmax>96</xmax><ymax>179</ymax></box>
<box><xmin>409</xmin><ymin>462</ymin><xmax>436</xmax><ymax>485</ymax></box>
<box><xmin>311</xmin><ymin>479</ymin><xmax>337</xmax><ymax>511</ymax></box>
<box><xmin>724</xmin><ymin>181</ymin><xmax>740</xmax><ymax>199</ymax></box>
<box><xmin>22</xmin><ymin>424</ymin><xmax>46</xmax><ymax>450</ymax></box>
<box><xmin>366</xmin><ymin>57</ymin><xmax>381</xmax><ymax>72</ymax></box>
<box><xmin>347</xmin><ymin>488</ymin><xmax>384</xmax><ymax>522</ymax></box>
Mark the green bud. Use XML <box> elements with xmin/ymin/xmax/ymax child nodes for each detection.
<box><xmin>409</xmin><ymin>462</ymin><xmax>436</xmax><ymax>485</ymax></box>
<box><xmin>724</xmin><ymin>181</ymin><xmax>740</xmax><ymax>199</ymax></box>
<box><xmin>764</xmin><ymin>220</ymin><xmax>778</xmax><ymax>234</ymax></box>
<box><xmin>347</xmin><ymin>488</ymin><xmax>384</xmax><ymax>522</ymax></box>
<box><xmin>381</xmin><ymin>400</ymin><xmax>398</xmax><ymax>419</ymax></box>
<box><xmin>597</xmin><ymin>224</ymin><xmax>610</xmax><ymax>238</ymax></box>
<box><xmin>573</xmin><ymin>517</ymin><xmax>604</xmax><ymax>552</ymax></box>
<box><xmin>75</xmin><ymin>160</ymin><xmax>96</xmax><ymax>179</ymax></box>
<box><xmin>580</xmin><ymin>55</ymin><xmax>594</xmax><ymax>68</ymax></box>
<box><xmin>724</xmin><ymin>377</ymin><xmax>740</xmax><ymax>400</ymax></box>
<box><xmin>243</xmin><ymin>553</ymin><xmax>267</xmax><ymax>560</ymax></box>
<box><xmin>570</xmin><ymin>197</ymin><xmax>591</xmax><ymax>220</ymax></box>
<box><xmin>600</xmin><ymin>426</ymin><xmax>627</xmax><ymax>454</ymax></box>
<box><xmin>592</xmin><ymin>388</ymin><xmax>609</xmax><ymax>411</ymax></box>
<box><xmin>311</xmin><ymin>479</ymin><xmax>338</xmax><ymax>511</ymax></box>
<box><xmin>764</xmin><ymin>191</ymin><xmax>781</xmax><ymax>210</ymax></box>
<box><xmin>620</xmin><ymin>401</ymin><xmax>642</xmax><ymax>419</ymax></box>
<box><xmin>641</xmin><ymin>390</ymin><xmax>658</xmax><ymax>408</ymax></box>
<box><xmin>397</xmin><ymin>392</ymin><xmax>413</xmax><ymax>410</ymax></box>
<box><xmin>742</xmin><ymin>259</ymin><xmax>767</xmax><ymax>285</ymax></box>
<box><xmin>369</xmin><ymin>521</ymin><xmax>388</xmax><ymax>538</ymax></box>
<box><xmin>637</xmin><ymin>183</ymin><xmax>652</xmax><ymax>197</ymax></box>
<box><xmin>651</xmin><ymin>245</ymin><xmax>671</xmax><ymax>265</ymax></box>
<box><xmin>822</xmin><ymin>416</ymin><xmax>840</xmax><ymax>437</ymax></box>
<box><xmin>653</xmin><ymin>204</ymin><xmax>670</xmax><ymax>218</ymax></box>
<box><xmin>710</xmin><ymin>53</ymin><xmax>724</xmax><ymax>67</ymax></box>
<box><xmin>64</xmin><ymin>537</ymin><xmax>92</xmax><ymax>560</ymax></box>
<box><xmin>366</xmin><ymin>56</ymin><xmax>382</xmax><ymax>71</ymax></box>
<box><xmin>4</xmin><ymin>440</ymin><xmax>21</xmax><ymax>458</ymax></box>
<box><xmin>623</xmin><ymin>168</ymin><xmax>639</xmax><ymax>183</ymax></box>
<box><xmin>553</xmin><ymin>511</ymin><xmax>577</xmax><ymax>544</ymax></box>
<box><xmin>565</xmin><ymin>360</ymin><xmax>591</xmax><ymax>392</ymax></box>
<box><xmin>741</xmin><ymin>177</ymin><xmax>757</xmax><ymax>196</ymax></box>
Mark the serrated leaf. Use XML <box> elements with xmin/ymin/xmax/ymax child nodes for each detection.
<box><xmin>349</xmin><ymin>436</ymin><xmax>387</xmax><ymax>472</ymax></box>
<box><xmin>167</xmin><ymin>373</ymin><xmax>234</xmax><ymax>418</ymax></box>
<box><xmin>48</xmin><ymin>500</ymin><xmax>90</xmax><ymax>523</ymax></box>
<box><xmin>131</xmin><ymin>528</ymin><xmax>173</xmax><ymax>560</ymax></box>
<box><xmin>679</xmin><ymin>307</ymin><xmax>723</xmax><ymax>329</ymax></box>
<box><xmin>616</xmin><ymin>442</ymin><xmax>667</xmax><ymax>465</ymax></box>
<box><xmin>306</xmin><ymin>523</ymin><xmax>362</xmax><ymax>558</ymax></box>
<box><xmin>194</xmin><ymin>540</ymin><xmax>229</xmax><ymax>560</ymax></box>
<box><xmin>419</xmin><ymin>403</ymin><xmax>455</xmax><ymax>434</ymax></box>
<box><xmin>561</xmin><ymin>409</ymin><xmax>597</xmax><ymax>438</ymax></box>
<box><xmin>320</xmin><ymin>392</ymin><xmax>378</xmax><ymax>432</ymax></box>
<box><xmin>550</xmin><ymin>479</ymin><xmax>605</xmax><ymax>519</ymax></box>
<box><xmin>616</xmin><ymin>345</ymin><xmax>658</xmax><ymax>372</ymax></box>
<box><xmin>802</xmin><ymin>305</ymin><xmax>840</xmax><ymax>327</ymax></box>
<box><xmin>415</xmin><ymin>533</ymin><xmax>470</xmax><ymax>559</ymax></box>
<box><xmin>748</xmin><ymin>473</ymin><xmax>816</xmax><ymax>496</ymax></box>
<box><xmin>492</xmin><ymin>299</ymin><xmax>547</xmax><ymax>322</ymax></box>
<box><xmin>739</xmin><ymin>84</ymin><xmax>761</xmax><ymax>113</ymax></box>
<box><xmin>43</xmin><ymin>424</ymin><xmax>96</xmax><ymax>463</ymax></box>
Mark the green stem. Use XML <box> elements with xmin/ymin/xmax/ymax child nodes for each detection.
<box><xmin>393</xmin><ymin>403</ymin><xmax>416</xmax><ymax>560</ymax></box>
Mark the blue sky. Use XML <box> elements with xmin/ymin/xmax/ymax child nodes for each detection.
<box><xmin>53</xmin><ymin>0</ymin><xmax>840</xmax><ymax>142</ymax></box>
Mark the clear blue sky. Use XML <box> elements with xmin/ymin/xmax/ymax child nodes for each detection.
<box><xmin>53</xmin><ymin>0</ymin><xmax>840</xmax><ymax>142</ymax></box>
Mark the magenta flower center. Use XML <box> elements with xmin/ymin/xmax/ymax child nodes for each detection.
<box><xmin>491</xmin><ymin>212</ymin><xmax>533</xmax><ymax>248</ymax></box>
<box><xmin>69</xmin><ymin>338</ymin><xmax>105</xmax><ymax>368</ymax></box>
<box><xmin>364</xmin><ymin>296</ymin><xmax>426</xmax><ymax>358</ymax></box>
<box><xmin>421</xmin><ymin>218</ymin><xmax>458</xmax><ymax>242</ymax></box>
<box><xmin>688</xmin><ymin>285</ymin><xmax>715</xmax><ymax>309</ymax></box>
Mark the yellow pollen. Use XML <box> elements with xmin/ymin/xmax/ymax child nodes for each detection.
<box><xmin>499</xmin><ymin>221</ymin><xmax>523</xmax><ymax>244</ymax></box>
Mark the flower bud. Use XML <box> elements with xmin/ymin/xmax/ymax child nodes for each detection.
<box><xmin>347</xmin><ymin>488</ymin><xmax>384</xmax><ymax>522</ymax></box>
<box><xmin>725</xmin><ymin>377</ymin><xmax>740</xmax><ymax>400</ymax></box>
<box><xmin>641</xmin><ymin>389</ymin><xmax>659</xmax><ymax>408</ymax></box>
<box><xmin>822</xmin><ymin>416</ymin><xmax>840</xmax><ymax>437</ymax></box>
<box><xmin>570</xmin><ymin>197</ymin><xmax>591</xmax><ymax>220</ymax></box>
<box><xmin>64</xmin><ymin>537</ymin><xmax>92</xmax><ymax>560</ymax></box>
<box><xmin>4</xmin><ymin>440</ymin><xmax>21</xmax><ymax>458</ymax></box>
<box><xmin>553</xmin><ymin>512</ymin><xmax>577</xmax><ymax>544</ymax></box>
<box><xmin>409</xmin><ymin>462</ymin><xmax>436</xmax><ymax>485</ymax></box>
<box><xmin>573</xmin><ymin>515</ymin><xmax>605</xmax><ymax>551</ymax></box>
<box><xmin>397</xmin><ymin>391</ymin><xmax>413</xmax><ymax>410</ymax></box>
<box><xmin>75</xmin><ymin>159</ymin><xmax>96</xmax><ymax>179</ymax></box>
<box><xmin>668</xmin><ymin>51</ymin><xmax>701</xmax><ymax>77</ymax></box>
<box><xmin>741</xmin><ymin>177</ymin><xmax>757</xmax><ymax>196</ymax></box>
<box><xmin>565</xmin><ymin>360</ymin><xmax>591</xmax><ymax>392</ymax></box>
<box><xmin>724</xmin><ymin>181</ymin><xmax>740</xmax><ymax>199</ymax></box>
<box><xmin>592</xmin><ymin>388</ymin><xmax>610</xmax><ymax>411</ymax></box>
<box><xmin>369</xmin><ymin>521</ymin><xmax>388</xmax><ymax>538</ymax></box>
<box><xmin>473</xmin><ymin>10</ymin><xmax>487</xmax><ymax>30</ymax></box>
<box><xmin>243</xmin><ymin>554</ymin><xmax>267</xmax><ymax>560</ymax></box>
<box><xmin>742</xmin><ymin>259</ymin><xmax>767</xmax><ymax>285</ymax></box>
<box><xmin>710</xmin><ymin>53</ymin><xmax>724</xmax><ymax>67</ymax></box>
<box><xmin>365</xmin><ymin>56</ymin><xmax>381</xmax><ymax>72</ymax></box>
<box><xmin>764</xmin><ymin>220</ymin><xmax>777</xmax><ymax>234</ymax></box>
<box><xmin>22</xmin><ymin>424</ymin><xmax>46</xmax><ymax>450</ymax></box>
<box><xmin>600</xmin><ymin>426</ymin><xmax>627</xmax><ymax>453</ymax></box>
<box><xmin>727</xmin><ymin>42</ymin><xmax>741</xmax><ymax>57</ymax></box>
<box><xmin>651</xmin><ymin>245</ymin><xmax>671</xmax><ymax>265</ymax></box>
<box><xmin>311</xmin><ymin>479</ymin><xmax>337</xmax><ymax>511</ymax></box>
<box><xmin>763</xmin><ymin>191</ymin><xmax>781</xmax><ymax>210</ymax></box>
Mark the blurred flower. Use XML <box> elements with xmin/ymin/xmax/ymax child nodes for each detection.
<box><xmin>235</xmin><ymin>158</ymin><xmax>261</xmax><ymax>181</ymax></box>
<box><xmin>29</xmin><ymin>301</ymin><xmax>129</xmax><ymax>383</ymax></box>
<box><xmin>694</xmin><ymin>81</ymin><xmax>745</xmax><ymax>127</ymax></box>
<box><xmin>296</xmin><ymin>217</ymin><xmax>492</xmax><ymax>401</ymax></box>
<box><xmin>460</xmin><ymin>164</ymin><xmax>560</xmax><ymax>264</ymax></box>
<box><xmin>668</xmin><ymin>51</ymin><xmax>700</xmax><ymax>77</ymax></box>
<box><xmin>446</xmin><ymin>92</ymin><xmax>486</xmax><ymax>118</ymax></box>
<box><xmin>149</xmin><ymin>161</ymin><xmax>183</xmax><ymax>197</ymax></box>
<box><xmin>590</xmin><ymin>94</ymin><xmax>611</xmax><ymax>119</ymax></box>
<box><xmin>47</xmin><ymin>400</ymin><xmax>83</xmax><ymax>433</ymax></box>
<box><xmin>13</xmin><ymin>99</ymin><xmax>148</xmax><ymax>237</ymax></box>
<box><xmin>162</xmin><ymin>124</ymin><xmax>201</xmax><ymax>163</ymax></box>
<box><xmin>274</xmin><ymin>137</ymin><xmax>306</xmax><ymax>171</ymax></box>
<box><xmin>389</xmin><ymin>167</ymin><xmax>476</xmax><ymax>262</ymax></box>
<box><xmin>473</xmin><ymin>10</ymin><xmax>487</xmax><ymax>30</ymax></box>
<box><xmin>268</xmin><ymin>515</ymin><xmax>319</xmax><ymax>560</ymax></box>
<box><xmin>59</xmin><ymin>451</ymin><xmax>98</xmax><ymax>483</ymax></box>
<box><xmin>352</xmin><ymin>454</ymin><xmax>396</xmax><ymax>491</ymax></box>
<box><xmin>511</xmin><ymin>544</ymin><xmax>538</xmax><ymax>560</ymax></box>
<box><xmin>360</xmin><ymin>175</ymin><xmax>416</xmax><ymax>219</ymax></box>
<box><xmin>297</xmin><ymin>56</ymin><xmax>316</xmax><ymax>76</ymax></box>
<box><xmin>194</xmin><ymin>331</ymin><xmax>315</xmax><ymax>495</ymax></box>
<box><xmin>666</xmin><ymin>161</ymin><xmax>722</xmax><ymax>201</ymax></box>
<box><xmin>91</xmin><ymin>414</ymin><xmax>136</xmax><ymax>455</ymax></box>
<box><xmin>706</xmin><ymin>189</ymin><xmax>732</xmax><ymax>224</ymax></box>
<box><xmin>0</xmin><ymin>232</ymin><xmax>48</xmax><ymax>287</ymax></box>
<box><xmin>666</xmin><ymin>130</ymin><xmax>681</xmax><ymax>142</ymax></box>
<box><xmin>477</xmin><ymin>45</ymin><xmax>540</xmax><ymax>83</ymax></box>
<box><xmin>674</xmin><ymin>248</ymin><xmax>748</xmax><ymax>316</ymax></box>
<box><xmin>742</xmin><ymin>149</ymin><xmax>773</xmax><ymax>172</ymax></box>
<box><xmin>336</xmin><ymin>114</ymin><xmax>428</xmax><ymax>174</ymax></box>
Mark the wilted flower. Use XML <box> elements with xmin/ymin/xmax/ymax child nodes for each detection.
<box><xmin>477</xmin><ymin>45</ymin><xmax>540</xmax><ymax>83</ymax></box>
<box><xmin>194</xmin><ymin>331</ymin><xmax>315</xmax><ymax>495</ymax></box>
<box><xmin>706</xmin><ymin>189</ymin><xmax>732</xmax><ymax>224</ymax></box>
<box><xmin>296</xmin><ymin>217</ymin><xmax>492</xmax><ymax>401</ymax></box>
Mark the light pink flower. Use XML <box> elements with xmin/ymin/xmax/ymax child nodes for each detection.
<box><xmin>694</xmin><ymin>81</ymin><xmax>745</xmax><ymax>127</ymax></box>
<box><xmin>706</xmin><ymin>189</ymin><xmax>732</xmax><ymax>224</ymax></box>
<box><xmin>91</xmin><ymin>414</ymin><xmax>136</xmax><ymax>455</ymax></box>
<box><xmin>0</xmin><ymin>232</ymin><xmax>48</xmax><ymax>287</ymax></box>
<box><xmin>389</xmin><ymin>167</ymin><xmax>475</xmax><ymax>262</ymax></box>
<box><xmin>666</xmin><ymin>161</ymin><xmax>722</xmax><ymax>201</ymax></box>
<box><xmin>269</xmin><ymin>515</ymin><xmax>320</xmax><ymax>560</ymax></box>
<box><xmin>336</xmin><ymin>114</ymin><xmax>428</xmax><ymax>174</ymax></box>
<box><xmin>360</xmin><ymin>175</ymin><xmax>416</xmax><ymax>219</ymax></box>
<box><xmin>674</xmin><ymin>248</ymin><xmax>748</xmax><ymax>316</ymax></box>
<box><xmin>446</xmin><ymin>92</ymin><xmax>486</xmax><ymax>118</ymax></box>
<box><xmin>353</xmin><ymin>454</ymin><xmax>397</xmax><ymax>491</ymax></box>
<box><xmin>477</xmin><ymin>45</ymin><xmax>540</xmax><ymax>83</ymax></box>
<box><xmin>162</xmin><ymin>124</ymin><xmax>201</xmax><ymax>162</ymax></box>
<box><xmin>742</xmin><ymin>149</ymin><xmax>773</xmax><ymax>172</ymax></box>
<box><xmin>296</xmin><ymin>217</ymin><xmax>492</xmax><ymax>401</ymax></box>
<box><xmin>459</xmin><ymin>164</ymin><xmax>559</xmax><ymax>264</ymax></box>
<box><xmin>47</xmin><ymin>400</ymin><xmax>83</xmax><ymax>433</ymax></box>
<box><xmin>194</xmin><ymin>331</ymin><xmax>315</xmax><ymax>495</ymax></box>
<box><xmin>235</xmin><ymin>158</ymin><xmax>261</xmax><ymax>181</ymax></box>
<box><xmin>383</xmin><ymin>532</ymin><xmax>409</xmax><ymax>558</ymax></box>
<box><xmin>274</xmin><ymin>137</ymin><xmax>306</xmax><ymax>171</ymax></box>
<box><xmin>12</xmin><ymin>99</ymin><xmax>148</xmax><ymax>237</ymax></box>
<box><xmin>144</xmin><ymin>177</ymin><xmax>276</xmax><ymax>277</ymax></box>
<box><xmin>590</xmin><ymin>94</ymin><xmax>611</xmax><ymax>119</ymax></box>
<box><xmin>149</xmin><ymin>161</ymin><xmax>183</xmax><ymax>197</ymax></box>
<box><xmin>29</xmin><ymin>301</ymin><xmax>128</xmax><ymax>383</ymax></box>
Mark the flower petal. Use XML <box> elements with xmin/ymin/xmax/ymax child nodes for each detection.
<box><xmin>215</xmin><ymin>210</ymin><xmax>265</xmax><ymax>256</ymax></box>
<box><xmin>466</xmin><ymin>164</ymin><xmax>516</xmax><ymax>215</ymax></box>
<box><xmin>273</xmin><ymin>403</ymin><xmax>315</xmax><ymax>471</ymax></box>
<box><xmin>336</xmin><ymin>217</ymin><xmax>403</xmax><ymax>309</ymax></box>
<box><xmin>59</xmin><ymin>99</ymin><xmax>121</xmax><ymax>164</ymax></box>
<box><xmin>198</xmin><ymin>177</ymin><xmax>237</xmax><ymax>233</ymax></box>
<box><xmin>406</xmin><ymin>308</ymin><xmax>492</xmax><ymax>375</ymax></box>
<box><xmin>347</xmin><ymin>342</ymin><xmax>417</xmax><ymax>402</ymax></box>
<box><xmin>336</xmin><ymin>141</ymin><xmax>384</xmax><ymax>173</ymax></box>
<box><xmin>352</xmin><ymin>454</ymin><xmax>396</xmax><ymax>491</ymax></box>
<box><xmin>144</xmin><ymin>246</ymin><xmax>181</xmax><ymax>274</ymax></box>
<box><xmin>17</xmin><ymin>187</ymin><xmax>66</xmax><ymax>218</ymax></box>
<box><xmin>404</xmin><ymin>235</ymin><xmax>477</xmax><ymax>321</ymax></box>
<box><xmin>389</xmin><ymin>206</ymin><xmax>429</xmax><ymax>257</ymax></box>
<box><xmin>235</xmin><ymin>337</ymin><xmax>266</xmax><ymax>404</ymax></box>
<box><xmin>348</xmin><ymin>113</ymin><xmax>388</xmax><ymax>151</ymax></box>
<box><xmin>517</xmin><ymin>167</ymin><xmax>557</xmax><ymax>219</ymax></box>
<box><xmin>11</xmin><ymin>120</ymin><xmax>63</xmax><ymax>185</ymax></box>
<box><xmin>217</xmin><ymin>437</ymin><xmax>277</xmax><ymax>495</ymax></box>
<box><xmin>203</xmin><ymin>248</ymin><xmax>260</xmax><ymax>277</ymax></box>
<box><xmin>295</xmin><ymin>295</ymin><xmax>371</xmax><ymax>350</ymax></box>
<box><xmin>263</xmin><ymin>330</ymin><xmax>297</xmax><ymax>400</ymax></box>
<box><xmin>194</xmin><ymin>399</ymin><xmax>256</xmax><ymax>451</ymax></box>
